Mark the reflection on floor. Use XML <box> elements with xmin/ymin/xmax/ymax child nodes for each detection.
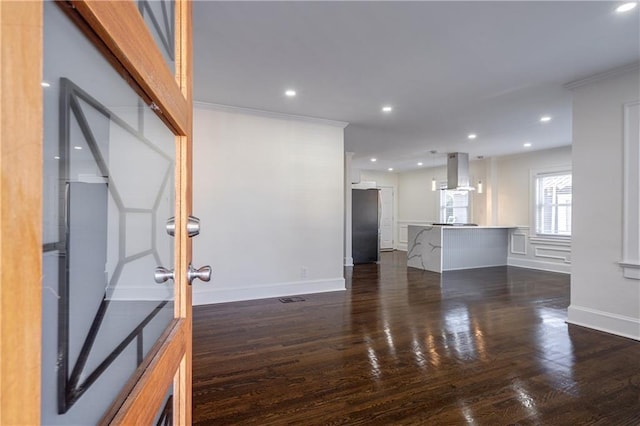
<box><xmin>193</xmin><ymin>251</ymin><xmax>640</xmax><ymax>425</ymax></box>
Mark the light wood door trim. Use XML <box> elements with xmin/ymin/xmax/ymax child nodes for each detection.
<box><xmin>109</xmin><ymin>0</ymin><xmax>193</xmax><ymax>422</ymax></box>
<box><xmin>174</xmin><ymin>0</ymin><xmax>193</xmax><ymax>423</ymax></box>
<box><xmin>69</xmin><ymin>0</ymin><xmax>189</xmax><ymax>136</ymax></box>
<box><xmin>0</xmin><ymin>1</ymin><xmax>43</xmax><ymax>425</ymax></box>
<box><xmin>1</xmin><ymin>1</ymin><xmax>194</xmax><ymax>423</ymax></box>
<box><xmin>109</xmin><ymin>320</ymin><xmax>188</xmax><ymax>425</ymax></box>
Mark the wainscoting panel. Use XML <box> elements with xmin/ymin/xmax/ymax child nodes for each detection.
<box><xmin>534</xmin><ymin>246</ymin><xmax>571</xmax><ymax>263</ymax></box>
<box><xmin>508</xmin><ymin>227</ymin><xmax>571</xmax><ymax>274</ymax></box>
<box><xmin>620</xmin><ymin>101</ymin><xmax>640</xmax><ymax>280</ymax></box>
<box><xmin>510</xmin><ymin>231</ymin><xmax>527</xmax><ymax>255</ymax></box>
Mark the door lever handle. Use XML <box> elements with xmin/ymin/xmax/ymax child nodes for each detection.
<box><xmin>187</xmin><ymin>264</ymin><xmax>211</xmax><ymax>285</ymax></box>
<box><xmin>154</xmin><ymin>266</ymin><xmax>174</xmax><ymax>284</ymax></box>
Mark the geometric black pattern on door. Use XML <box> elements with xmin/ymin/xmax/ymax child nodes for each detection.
<box><xmin>56</xmin><ymin>78</ymin><xmax>174</xmax><ymax>413</ymax></box>
<box><xmin>138</xmin><ymin>0</ymin><xmax>175</xmax><ymax>61</ymax></box>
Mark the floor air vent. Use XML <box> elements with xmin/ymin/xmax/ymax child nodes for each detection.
<box><xmin>279</xmin><ymin>296</ymin><xmax>306</xmax><ymax>303</ymax></box>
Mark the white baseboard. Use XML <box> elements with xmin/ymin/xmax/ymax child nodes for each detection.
<box><xmin>443</xmin><ymin>262</ymin><xmax>508</xmax><ymax>271</ymax></box>
<box><xmin>567</xmin><ymin>305</ymin><xmax>640</xmax><ymax>341</ymax></box>
<box><xmin>193</xmin><ymin>277</ymin><xmax>346</xmax><ymax>305</ymax></box>
<box><xmin>397</xmin><ymin>243</ymin><xmax>408</xmax><ymax>252</ymax></box>
<box><xmin>508</xmin><ymin>257</ymin><xmax>570</xmax><ymax>274</ymax></box>
<box><xmin>344</xmin><ymin>257</ymin><xmax>354</xmax><ymax>267</ymax></box>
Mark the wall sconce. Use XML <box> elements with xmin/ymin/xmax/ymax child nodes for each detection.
<box><xmin>477</xmin><ymin>180</ymin><xmax>483</xmax><ymax>194</ymax></box>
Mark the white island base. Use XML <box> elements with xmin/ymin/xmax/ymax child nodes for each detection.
<box><xmin>407</xmin><ymin>225</ymin><xmax>511</xmax><ymax>273</ymax></box>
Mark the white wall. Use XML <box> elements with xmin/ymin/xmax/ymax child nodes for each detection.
<box><xmin>496</xmin><ymin>146</ymin><xmax>572</xmax><ymax>226</ymax></box>
<box><xmin>497</xmin><ymin>147</ymin><xmax>572</xmax><ymax>274</ymax></box>
<box><xmin>192</xmin><ymin>104</ymin><xmax>347</xmax><ymax>304</ymax></box>
<box><xmin>568</xmin><ymin>68</ymin><xmax>640</xmax><ymax>340</ymax></box>
<box><xmin>398</xmin><ymin>161</ymin><xmax>487</xmax><ymax>224</ymax></box>
<box><xmin>360</xmin><ymin>170</ymin><xmax>399</xmax><ymax>189</ymax></box>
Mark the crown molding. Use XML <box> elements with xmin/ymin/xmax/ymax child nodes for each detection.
<box><xmin>193</xmin><ymin>101</ymin><xmax>349</xmax><ymax>129</ymax></box>
<box><xmin>564</xmin><ymin>61</ymin><xmax>640</xmax><ymax>90</ymax></box>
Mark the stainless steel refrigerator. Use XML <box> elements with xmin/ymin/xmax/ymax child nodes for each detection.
<box><xmin>352</xmin><ymin>189</ymin><xmax>379</xmax><ymax>264</ymax></box>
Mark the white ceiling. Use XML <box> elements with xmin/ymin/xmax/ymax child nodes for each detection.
<box><xmin>193</xmin><ymin>1</ymin><xmax>640</xmax><ymax>172</ymax></box>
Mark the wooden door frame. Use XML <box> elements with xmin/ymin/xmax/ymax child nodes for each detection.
<box><xmin>0</xmin><ymin>1</ymin><xmax>193</xmax><ymax>424</ymax></box>
<box><xmin>0</xmin><ymin>2</ymin><xmax>44</xmax><ymax>425</ymax></box>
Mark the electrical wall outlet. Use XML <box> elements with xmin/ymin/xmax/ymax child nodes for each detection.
<box><xmin>300</xmin><ymin>266</ymin><xmax>308</xmax><ymax>280</ymax></box>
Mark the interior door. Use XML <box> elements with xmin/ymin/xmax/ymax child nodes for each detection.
<box><xmin>0</xmin><ymin>1</ymin><xmax>196</xmax><ymax>424</ymax></box>
<box><xmin>379</xmin><ymin>187</ymin><xmax>394</xmax><ymax>251</ymax></box>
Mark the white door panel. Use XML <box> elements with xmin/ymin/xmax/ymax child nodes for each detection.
<box><xmin>379</xmin><ymin>187</ymin><xmax>394</xmax><ymax>250</ymax></box>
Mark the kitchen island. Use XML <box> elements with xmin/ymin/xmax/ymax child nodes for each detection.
<box><xmin>407</xmin><ymin>225</ymin><xmax>513</xmax><ymax>273</ymax></box>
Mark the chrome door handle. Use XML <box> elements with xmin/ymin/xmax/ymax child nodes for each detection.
<box><xmin>186</xmin><ymin>216</ymin><xmax>201</xmax><ymax>238</ymax></box>
<box><xmin>166</xmin><ymin>216</ymin><xmax>201</xmax><ymax>237</ymax></box>
<box><xmin>154</xmin><ymin>266</ymin><xmax>174</xmax><ymax>283</ymax></box>
<box><xmin>187</xmin><ymin>264</ymin><xmax>211</xmax><ymax>285</ymax></box>
<box><xmin>165</xmin><ymin>217</ymin><xmax>176</xmax><ymax>237</ymax></box>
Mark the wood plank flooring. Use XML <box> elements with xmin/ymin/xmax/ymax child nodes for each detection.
<box><xmin>193</xmin><ymin>251</ymin><xmax>640</xmax><ymax>425</ymax></box>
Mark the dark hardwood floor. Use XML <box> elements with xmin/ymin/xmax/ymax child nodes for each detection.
<box><xmin>193</xmin><ymin>251</ymin><xmax>640</xmax><ymax>425</ymax></box>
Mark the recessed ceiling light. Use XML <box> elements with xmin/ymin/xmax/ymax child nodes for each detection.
<box><xmin>468</xmin><ymin>133</ymin><xmax>477</xmax><ymax>140</ymax></box>
<box><xmin>370</xmin><ymin>158</ymin><xmax>377</xmax><ymax>162</ymax></box>
<box><xmin>417</xmin><ymin>162</ymin><xmax>423</xmax><ymax>166</ymax></box>
<box><xmin>523</xmin><ymin>142</ymin><xmax>532</xmax><ymax>148</ymax></box>
<box><xmin>382</xmin><ymin>106</ymin><xmax>393</xmax><ymax>113</ymax></box>
<box><xmin>74</xmin><ymin>146</ymin><xmax>82</xmax><ymax>150</ymax></box>
<box><xmin>540</xmin><ymin>115</ymin><xmax>552</xmax><ymax>122</ymax></box>
<box><xmin>388</xmin><ymin>168</ymin><xmax>394</xmax><ymax>171</ymax></box>
<box><xmin>41</xmin><ymin>81</ymin><xmax>51</xmax><ymax>88</ymax></box>
<box><xmin>53</xmin><ymin>156</ymin><xmax>60</xmax><ymax>160</ymax></box>
<box><xmin>616</xmin><ymin>2</ymin><xmax>637</xmax><ymax>13</ymax></box>
<box><xmin>285</xmin><ymin>89</ymin><xmax>296</xmax><ymax>97</ymax></box>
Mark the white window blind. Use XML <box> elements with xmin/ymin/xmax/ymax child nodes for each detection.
<box><xmin>535</xmin><ymin>172</ymin><xmax>572</xmax><ymax>236</ymax></box>
<box><xmin>440</xmin><ymin>189</ymin><xmax>469</xmax><ymax>223</ymax></box>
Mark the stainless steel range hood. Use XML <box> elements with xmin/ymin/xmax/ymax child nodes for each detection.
<box><xmin>445</xmin><ymin>152</ymin><xmax>476</xmax><ymax>191</ymax></box>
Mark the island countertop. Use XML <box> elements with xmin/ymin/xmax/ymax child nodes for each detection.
<box><xmin>407</xmin><ymin>225</ymin><xmax>514</xmax><ymax>273</ymax></box>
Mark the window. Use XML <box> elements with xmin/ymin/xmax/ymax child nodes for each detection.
<box><xmin>535</xmin><ymin>172</ymin><xmax>572</xmax><ymax>236</ymax></box>
<box><xmin>440</xmin><ymin>189</ymin><xmax>469</xmax><ymax>223</ymax></box>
